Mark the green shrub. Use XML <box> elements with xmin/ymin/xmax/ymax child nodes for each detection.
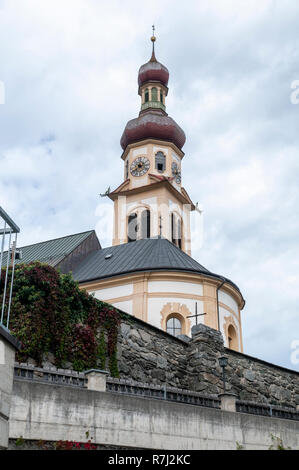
<box><xmin>0</xmin><ymin>262</ymin><xmax>120</xmax><ymax>375</ymax></box>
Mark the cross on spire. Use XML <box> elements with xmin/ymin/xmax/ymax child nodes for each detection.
<box><xmin>150</xmin><ymin>24</ymin><xmax>157</xmax><ymax>61</ymax></box>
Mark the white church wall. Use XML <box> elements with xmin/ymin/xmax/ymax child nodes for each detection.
<box><xmin>92</xmin><ymin>284</ymin><xmax>133</xmax><ymax>301</ymax></box>
<box><xmin>111</xmin><ymin>300</ymin><xmax>133</xmax><ymax>315</ymax></box>
<box><xmin>132</xmin><ymin>147</ymin><xmax>148</xmax><ymax>157</ymax></box>
<box><xmin>218</xmin><ymin>289</ymin><xmax>238</xmax><ymax>316</ymax></box>
<box><xmin>140</xmin><ymin>197</ymin><xmax>157</xmax><ymax>206</ymax></box>
<box><xmin>148</xmin><ymin>280</ymin><xmax>203</xmax><ymax>296</ymax></box>
<box><xmin>168</xmin><ymin>199</ymin><xmax>182</xmax><ymax>216</ymax></box>
<box><xmin>131</xmin><ymin>175</ymin><xmax>148</xmax><ymax>188</ymax></box>
<box><xmin>171</xmin><ymin>152</ymin><xmax>180</xmax><ymax>163</ymax></box>
<box><xmin>148</xmin><ymin>297</ymin><xmax>204</xmax><ymax>332</ymax></box>
<box><xmin>172</xmin><ymin>181</ymin><xmax>181</xmax><ymax>192</ymax></box>
<box><xmin>153</xmin><ymin>145</ymin><xmax>169</xmax><ymax>155</ymax></box>
<box><xmin>127</xmin><ymin>197</ymin><xmax>157</xmax><ymax>211</ymax></box>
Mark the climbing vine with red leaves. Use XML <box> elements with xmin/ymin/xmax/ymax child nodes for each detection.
<box><xmin>0</xmin><ymin>262</ymin><xmax>120</xmax><ymax>375</ymax></box>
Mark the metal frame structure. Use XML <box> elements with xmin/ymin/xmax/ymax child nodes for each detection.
<box><xmin>0</xmin><ymin>206</ymin><xmax>20</xmax><ymax>330</ymax></box>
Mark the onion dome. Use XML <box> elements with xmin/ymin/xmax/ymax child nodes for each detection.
<box><xmin>138</xmin><ymin>56</ymin><xmax>169</xmax><ymax>89</ymax></box>
<box><xmin>120</xmin><ymin>109</ymin><xmax>186</xmax><ymax>150</ymax></box>
<box><xmin>138</xmin><ymin>33</ymin><xmax>169</xmax><ymax>89</ymax></box>
<box><xmin>121</xmin><ymin>29</ymin><xmax>186</xmax><ymax>151</ymax></box>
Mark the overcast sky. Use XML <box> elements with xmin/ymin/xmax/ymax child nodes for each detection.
<box><xmin>0</xmin><ymin>0</ymin><xmax>298</xmax><ymax>370</ymax></box>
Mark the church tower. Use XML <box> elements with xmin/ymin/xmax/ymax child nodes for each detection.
<box><xmin>109</xmin><ymin>31</ymin><xmax>194</xmax><ymax>255</ymax></box>
<box><xmin>77</xmin><ymin>32</ymin><xmax>245</xmax><ymax>352</ymax></box>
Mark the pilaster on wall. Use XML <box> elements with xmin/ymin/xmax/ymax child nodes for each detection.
<box><xmin>187</xmin><ymin>324</ymin><xmax>226</xmax><ymax>395</ymax></box>
<box><xmin>0</xmin><ymin>325</ymin><xmax>20</xmax><ymax>449</ymax></box>
<box><xmin>132</xmin><ymin>274</ymin><xmax>149</xmax><ymax>321</ymax></box>
<box><xmin>202</xmin><ymin>283</ymin><xmax>218</xmax><ymax>330</ymax></box>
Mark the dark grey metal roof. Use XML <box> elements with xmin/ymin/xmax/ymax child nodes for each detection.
<box><xmin>72</xmin><ymin>237</ymin><xmax>241</xmax><ymax>293</ymax></box>
<box><xmin>2</xmin><ymin>230</ymin><xmax>95</xmax><ymax>267</ymax></box>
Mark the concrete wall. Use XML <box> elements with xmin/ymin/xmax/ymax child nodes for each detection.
<box><xmin>9</xmin><ymin>380</ymin><xmax>299</xmax><ymax>450</ymax></box>
<box><xmin>0</xmin><ymin>326</ymin><xmax>19</xmax><ymax>449</ymax></box>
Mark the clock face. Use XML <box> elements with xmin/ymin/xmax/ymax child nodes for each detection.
<box><xmin>171</xmin><ymin>162</ymin><xmax>181</xmax><ymax>184</ymax></box>
<box><xmin>130</xmin><ymin>156</ymin><xmax>150</xmax><ymax>177</ymax></box>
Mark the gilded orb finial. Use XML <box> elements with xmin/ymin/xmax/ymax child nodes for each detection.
<box><xmin>151</xmin><ymin>24</ymin><xmax>156</xmax><ymax>42</ymax></box>
<box><xmin>150</xmin><ymin>25</ymin><xmax>157</xmax><ymax>61</ymax></box>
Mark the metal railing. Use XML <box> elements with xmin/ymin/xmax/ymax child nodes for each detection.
<box><xmin>13</xmin><ymin>362</ymin><xmax>220</xmax><ymax>408</ymax></box>
<box><xmin>236</xmin><ymin>400</ymin><xmax>299</xmax><ymax>421</ymax></box>
<box><xmin>0</xmin><ymin>206</ymin><xmax>20</xmax><ymax>329</ymax></box>
<box><xmin>106</xmin><ymin>376</ymin><xmax>221</xmax><ymax>409</ymax></box>
<box><xmin>13</xmin><ymin>363</ymin><xmax>299</xmax><ymax>421</ymax></box>
<box><xmin>14</xmin><ymin>362</ymin><xmax>87</xmax><ymax>388</ymax></box>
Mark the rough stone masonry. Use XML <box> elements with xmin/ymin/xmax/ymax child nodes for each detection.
<box><xmin>115</xmin><ymin>315</ymin><xmax>299</xmax><ymax>408</ymax></box>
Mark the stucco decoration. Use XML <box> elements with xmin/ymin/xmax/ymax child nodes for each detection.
<box><xmin>223</xmin><ymin>315</ymin><xmax>239</xmax><ymax>351</ymax></box>
<box><xmin>160</xmin><ymin>302</ymin><xmax>192</xmax><ymax>335</ymax></box>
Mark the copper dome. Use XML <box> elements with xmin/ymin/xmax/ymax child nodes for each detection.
<box><xmin>138</xmin><ymin>55</ymin><xmax>169</xmax><ymax>88</ymax></box>
<box><xmin>120</xmin><ymin>110</ymin><xmax>186</xmax><ymax>150</ymax></box>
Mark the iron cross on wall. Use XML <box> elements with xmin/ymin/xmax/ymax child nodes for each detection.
<box><xmin>187</xmin><ymin>302</ymin><xmax>207</xmax><ymax>325</ymax></box>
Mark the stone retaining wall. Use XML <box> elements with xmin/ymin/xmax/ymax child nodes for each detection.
<box><xmin>116</xmin><ymin>316</ymin><xmax>299</xmax><ymax>408</ymax></box>
<box><xmin>26</xmin><ymin>312</ymin><xmax>299</xmax><ymax>408</ymax></box>
<box><xmin>186</xmin><ymin>323</ymin><xmax>299</xmax><ymax>408</ymax></box>
<box><xmin>116</xmin><ymin>316</ymin><xmax>189</xmax><ymax>388</ymax></box>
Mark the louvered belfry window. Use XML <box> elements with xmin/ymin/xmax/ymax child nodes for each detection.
<box><xmin>128</xmin><ymin>210</ymin><xmax>150</xmax><ymax>242</ymax></box>
<box><xmin>128</xmin><ymin>213</ymin><xmax>138</xmax><ymax>242</ymax></box>
<box><xmin>141</xmin><ymin>209</ymin><xmax>150</xmax><ymax>239</ymax></box>
<box><xmin>171</xmin><ymin>213</ymin><xmax>182</xmax><ymax>248</ymax></box>
<box><xmin>177</xmin><ymin>218</ymin><xmax>182</xmax><ymax>249</ymax></box>
<box><xmin>155</xmin><ymin>151</ymin><xmax>166</xmax><ymax>173</ymax></box>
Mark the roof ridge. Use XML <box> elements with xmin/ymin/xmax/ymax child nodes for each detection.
<box><xmin>15</xmin><ymin>229</ymin><xmax>95</xmax><ymax>250</ymax></box>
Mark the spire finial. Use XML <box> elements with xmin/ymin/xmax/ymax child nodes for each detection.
<box><xmin>150</xmin><ymin>24</ymin><xmax>157</xmax><ymax>62</ymax></box>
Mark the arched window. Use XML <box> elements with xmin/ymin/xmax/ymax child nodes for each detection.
<box><xmin>160</xmin><ymin>90</ymin><xmax>163</xmax><ymax>103</ymax></box>
<box><xmin>128</xmin><ymin>213</ymin><xmax>138</xmax><ymax>242</ymax></box>
<box><xmin>166</xmin><ymin>316</ymin><xmax>182</xmax><ymax>337</ymax></box>
<box><xmin>177</xmin><ymin>218</ymin><xmax>182</xmax><ymax>249</ymax></box>
<box><xmin>171</xmin><ymin>213</ymin><xmax>183</xmax><ymax>249</ymax></box>
<box><xmin>140</xmin><ymin>209</ymin><xmax>150</xmax><ymax>239</ymax></box>
<box><xmin>144</xmin><ymin>89</ymin><xmax>149</xmax><ymax>103</ymax></box>
<box><xmin>128</xmin><ymin>209</ymin><xmax>150</xmax><ymax>242</ymax></box>
<box><xmin>155</xmin><ymin>151</ymin><xmax>166</xmax><ymax>173</ymax></box>
<box><xmin>151</xmin><ymin>87</ymin><xmax>158</xmax><ymax>101</ymax></box>
<box><xmin>171</xmin><ymin>213</ymin><xmax>176</xmax><ymax>244</ymax></box>
<box><xmin>228</xmin><ymin>324</ymin><xmax>238</xmax><ymax>351</ymax></box>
